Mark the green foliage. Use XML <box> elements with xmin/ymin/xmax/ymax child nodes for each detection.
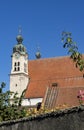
<box><xmin>0</xmin><ymin>82</ymin><xmax>27</xmax><ymax>122</ymax></box>
<box><xmin>18</xmin><ymin>88</ymin><xmax>26</xmax><ymax>107</ymax></box>
<box><xmin>62</xmin><ymin>32</ymin><xmax>84</xmax><ymax>71</ymax></box>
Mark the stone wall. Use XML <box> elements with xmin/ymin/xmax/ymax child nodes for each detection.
<box><xmin>0</xmin><ymin>105</ymin><xmax>84</xmax><ymax>130</ymax></box>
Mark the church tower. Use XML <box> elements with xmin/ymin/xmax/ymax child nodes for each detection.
<box><xmin>10</xmin><ymin>31</ymin><xmax>28</xmax><ymax>97</ymax></box>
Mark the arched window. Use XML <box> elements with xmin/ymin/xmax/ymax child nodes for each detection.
<box><xmin>14</xmin><ymin>62</ymin><xmax>20</xmax><ymax>71</ymax></box>
<box><xmin>18</xmin><ymin>62</ymin><xmax>20</xmax><ymax>66</ymax></box>
<box><xmin>18</xmin><ymin>67</ymin><xmax>20</xmax><ymax>71</ymax></box>
<box><xmin>14</xmin><ymin>67</ymin><xmax>16</xmax><ymax>71</ymax></box>
<box><xmin>14</xmin><ymin>62</ymin><xmax>16</xmax><ymax>66</ymax></box>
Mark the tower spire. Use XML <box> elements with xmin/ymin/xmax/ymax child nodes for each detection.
<box><xmin>16</xmin><ymin>26</ymin><xmax>23</xmax><ymax>44</ymax></box>
<box><xmin>18</xmin><ymin>25</ymin><xmax>22</xmax><ymax>35</ymax></box>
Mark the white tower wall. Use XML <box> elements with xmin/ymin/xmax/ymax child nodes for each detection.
<box><xmin>10</xmin><ymin>34</ymin><xmax>29</xmax><ymax>98</ymax></box>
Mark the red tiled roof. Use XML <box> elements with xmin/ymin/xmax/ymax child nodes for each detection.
<box><xmin>56</xmin><ymin>87</ymin><xmax>84</xmax><ymax>107</ymax></box>
<box><xmin>43</xmin><ymin>86</ymin><xmax>84</xmax><ymax>109</ymax></box>
<box><xmin>25</xmin><ymin>56</ymin><xmax>84</xmax><ymax>98</ymax></box>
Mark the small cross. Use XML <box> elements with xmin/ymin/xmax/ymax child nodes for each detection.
<box><xmin>18</xmin><ymin>25</ymin><xmax>22</xmax><ymax>35</ymax></box>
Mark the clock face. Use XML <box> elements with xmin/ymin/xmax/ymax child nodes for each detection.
<box><xmin>15</xmin><ymin>53</ymin><xmax>20</xmax><ymax>59</ymax></box>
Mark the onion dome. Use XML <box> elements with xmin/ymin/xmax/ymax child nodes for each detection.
<box><xmin>35</xmin><ymin>50</ymin><xmax>41</xmax><ymax>59</ymax></box>
<box><xmin>16</xmin><ymin>34</ymin><xmax>23</xmax><ymax>44</ymax></box>
<box><xmin>13</xmin><ymin>34</ymin><xmax>27</xmax><ymax>55</ymax></box>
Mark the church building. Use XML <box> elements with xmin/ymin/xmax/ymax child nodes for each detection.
<box><xmin>10</xmin><ymin>32</ymin><xmax>84</xmax><ymax>108</ymax></box>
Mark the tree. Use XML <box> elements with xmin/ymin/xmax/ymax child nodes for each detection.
<box><xmin>0</xmin><ymin>82</ymin><xmax>27</xmax><ymax>122</ymax></box>
<box><xmin>62</xmin><ymin>31</ymin><xmax>84</xmax><ymax>71</ymax></box>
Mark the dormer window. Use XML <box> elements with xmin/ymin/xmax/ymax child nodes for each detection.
<box><xmin>52</xmin><ymin>83</ymin><xmax>58</xmax><ymax>87</ymax></box>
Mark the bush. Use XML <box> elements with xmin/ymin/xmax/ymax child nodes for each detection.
<box><xmin>0</xmin><ymin>82</ymin><xmax>27</xmax><ymax>122</ymax></box>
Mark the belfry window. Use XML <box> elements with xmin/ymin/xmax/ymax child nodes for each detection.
<box><xmin>18</xmin><ymin>67</ymin><xmax>20</xmax><ymax>71</ymax></box>
<box><xmin>14</xmin><ymin>62</ymin><xmax>20</xmax><ymax>71</ymax></box>
<box><xmin>14</xmin><ymin>62</ymin><xmax>16</xmax><ymax>66</ymax></box>
<box><xmin>18</xmin><ymin>62</ymin><xmax>20</xmax><ymax>66</ymax></box>
<box><xmin>14</xmin><ymin>67</ymin><xmax>16</xmax><ymax>71</ymax></box>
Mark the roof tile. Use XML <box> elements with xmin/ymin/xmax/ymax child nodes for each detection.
<box><xmin>25</xmin><ymin>56</ymin><xmax>84</xmax><ymax>99</ymax></box>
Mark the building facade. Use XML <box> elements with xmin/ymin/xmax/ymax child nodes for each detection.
<box><xmin>10</xmin><ymin>33</ymin><xmax>84</xmax><ymax>107</ymax></box>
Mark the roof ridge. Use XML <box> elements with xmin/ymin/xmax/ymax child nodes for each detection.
<box><xmin>29</xmin><ymin>55</ymin><xmax>69</xmax><ymax>61</ymax></box>
<box><xmin>29</xmin><ymin>53</ymin><xmax>84</xmax><ymax>61</ymax></box>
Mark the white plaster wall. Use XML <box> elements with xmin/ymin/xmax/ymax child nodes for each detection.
<box><xmin>10</xmin><ymin>52</ymin><xmax>28</xmax><ymax>97</ymax></box>
<box><xmin>10</xmin><ymin>74</ymin><xmax>28</xmax><ymax>97</ymax></box>
<box><xmin>22</xmin><ymin>98</ymin><xmax>43</xmax><ymax>106</ymax></box>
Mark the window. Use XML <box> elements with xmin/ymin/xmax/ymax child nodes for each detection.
<box><xmin>14</xmin><ymin>62</ymin><xmax>16</xmax><ymax>66</ymax></box>
<box><xmin>15</xmin><ymin>84</ymin><xmax>17</xmax><ymax>87</ymax></box>
<box><xmin>14</xmin><ymin>62</ymin><xmax>20</xmax><ymax>71</ymax></box>
<box><xmin>14</xmin><ymin>67</ymin><xmax>16</xmax><ymax>71</ymax></box>
<box><xmin>52</xmin><ymin>83</ymin><xmax>58</xmax><ymax>87</ymax></box>
<box><xmin>18</xmin><ymin>67</ymin><xmax>20</xmax><ymax>71</ymax></box>
<box><xmin>18</xmin><ymin>62</ymin><xmax>20</xmax><ymax>66</ymax></box>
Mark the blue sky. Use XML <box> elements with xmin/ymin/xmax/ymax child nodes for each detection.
<box><xmin>0</xmin><ymin>0</ymin><xmax>84</xmax><ymax>90</ymax></box>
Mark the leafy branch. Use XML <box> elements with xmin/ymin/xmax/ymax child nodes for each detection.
<box><xmin>62</xmin><ymin>31</ymin><xmax>84</xmax><ymax>71</ymax></box>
